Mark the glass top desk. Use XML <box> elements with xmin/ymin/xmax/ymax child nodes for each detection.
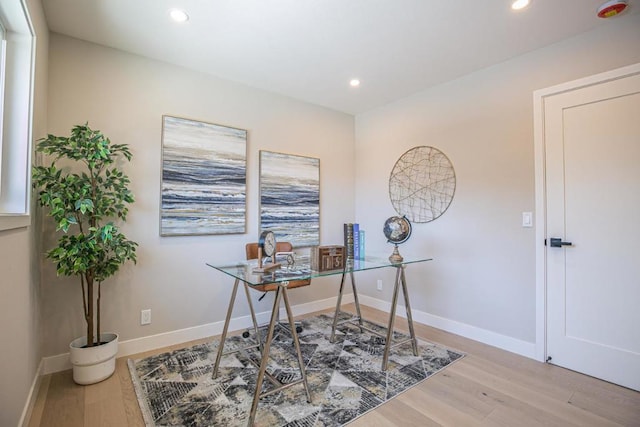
<box><xmin>206</xmin><ymin>255</ymin><xmax>431</xmax><ymax>426</ymax></box>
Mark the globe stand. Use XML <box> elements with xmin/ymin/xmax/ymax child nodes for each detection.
<box><xmin>389</xmin><ymin>244</ymin><xmax>403</xmax><ymax>264</ymax></box>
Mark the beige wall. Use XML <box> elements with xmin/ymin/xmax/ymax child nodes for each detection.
<box><xmin>0</xmin><ymin>229</ymin><xmax>38</xmax><ymax>426</ymax></box>
<box><xmin>0</xmin><ymin>0</ymin><xmax>47</xmax><ymax>425</ymax></box>
<box><xmin>354</xmin><ymin>15</ymin><xmax>640</xmax><ymax>347</ymax></box>
<box><xmin>42</xmin><ymin>33</ymin><xmax>355</xmax><ymax>357</ymax></box>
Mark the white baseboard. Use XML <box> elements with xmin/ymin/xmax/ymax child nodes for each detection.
<box><xmin>19</xmin><ymin>359</ymin><xmax>44</xmax><ymax>427</ymax></box>
<box><xmin>40</xmin><ymin>293</ymin><xmax>354</xmax><ymax>375</ymax></box>
<box><xmin>39</xmin><ymin>292</ymin><xmax>535</xmax><ymax>375</ymax></box>
<box><xmin>358</xmin><ymin>294</ymin><xmax>537</xmax><ymax>359</ymax></box>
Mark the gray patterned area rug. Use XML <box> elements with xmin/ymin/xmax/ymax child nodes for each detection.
<box><xmin>128</xmin><ymin>313</ymin><xmax>464</xmax><ymax>426</ymax></box>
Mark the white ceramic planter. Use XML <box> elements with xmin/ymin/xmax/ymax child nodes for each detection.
<box><xmin>69</xmin><ymin>333</ymin><xmax>119</xmax><ymax>385</ymax></box>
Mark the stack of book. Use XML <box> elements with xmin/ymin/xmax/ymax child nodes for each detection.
<box><xmin>343</xmin><ymin>223</ymin><xmax>365</xmax><ymax>260</ymax></box>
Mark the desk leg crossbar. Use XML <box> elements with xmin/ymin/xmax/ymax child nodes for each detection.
<box><xmin>330</xmin><ymin>265</ymin><xmax>419</xmax><ymax>371</ymax></box>
<box><xmin>212</xmin><ymin>280</ymin><xmax>311</xmax><ymax>427</ymax></box>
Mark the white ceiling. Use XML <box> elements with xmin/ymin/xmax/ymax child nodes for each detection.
<box><xmin>41</xmin><ymin>0</ymin><xmax>638</xmax><ymax>115</ymax></box>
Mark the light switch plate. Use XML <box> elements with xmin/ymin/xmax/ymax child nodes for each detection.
<box><xmin>522</xmin><ymin>212</ymin><xmax>533</xmax><ymax>228</ymax></box>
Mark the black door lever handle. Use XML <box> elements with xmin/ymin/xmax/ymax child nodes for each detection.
<box><xmin>549</xmin><ymin>238</ymin><xmax>572</xmax><ymax>248</ymax></box>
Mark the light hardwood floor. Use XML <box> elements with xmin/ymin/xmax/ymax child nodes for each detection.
<box><xmin>28</xmin><ymin>304</ymin><xmax>640</xmax><ymax>427</ymax></box>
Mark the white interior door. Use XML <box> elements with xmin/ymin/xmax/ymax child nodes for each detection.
<box><xmin>542</xmin><ymin>65</ymin><xmax>640</xmax><ymax>391</ymax></box>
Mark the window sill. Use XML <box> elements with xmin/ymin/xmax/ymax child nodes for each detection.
<box><xmin>0</xmin><ymin>214</ymin><xmax>31</xmax><ymax>231</ymax></box>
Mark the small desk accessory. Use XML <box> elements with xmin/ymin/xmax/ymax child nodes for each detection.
<box><xmin>253</xmin><ymin>230</ymin><xmax>281</xmax><ymax>273</ymax></box>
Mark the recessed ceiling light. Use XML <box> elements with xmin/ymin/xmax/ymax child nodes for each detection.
<box><xmin>350</xmin><ymin>79</ymin><xmax>361</xmax><ymax>87</ymax></box>
<box><xmin>511</xmin><ymin>0</ymin><xmax>530</xmax><ymax>10</ymax></box>
<box><xmin>169</xmin><ymin>9</ymin><xmax>189</xmax><ymax>23</ymax></box>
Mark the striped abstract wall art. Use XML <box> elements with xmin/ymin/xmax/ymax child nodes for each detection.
<box><xmin>161</xmin><ymin>116</ymin><xmax>247</xmax><ymax>236</ymax></box>
<box><xmin>259</xmin><ymin>151</ymin><xmax>320</xmax><ymax>248</ymax></box>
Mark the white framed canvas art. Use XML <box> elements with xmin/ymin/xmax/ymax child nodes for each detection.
<box><xmin>161</xmin><ymin>116</ymin><xmax>247</xmax><ymax>236</ymax></box>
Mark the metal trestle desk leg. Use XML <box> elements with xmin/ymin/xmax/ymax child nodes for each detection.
<box><xmin>213</xmin><ymin>279</ymin><xmax>263</xmax><ymax>378</ymax></box>
<box><xmin>330</xmin><ymin>271</ymin><xmax>363</xmax><ymax>343</ymax></box>
<box><xmin>330</xmin><ymin>265</ymin><xmax>419</xmax><ymax>371</ymax></box>
<box><xmin>248</xmin><ymin>283</ymin><xmax>311</xmax><ymax>426</ymax></box>
<box><xmin>213</xmin><ymin>280</ymin><xmax>311</xmax><ymax>427</ymax></box>
<box><xmin>381</xmin><ymin>266</ymin><xmax>419</xmax><ymax>370</ymax></box>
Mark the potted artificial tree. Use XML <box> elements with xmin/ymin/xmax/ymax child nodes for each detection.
<box><xmin>33</xmin><ymin>124</ymin><xmax>138</xmax><ymax>385</ymax></box>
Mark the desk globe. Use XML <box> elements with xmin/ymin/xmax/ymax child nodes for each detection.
<box><xmin>383</xmin><ymin>216</ymin><xmax>412</xmax><ymax>263</ymax></box>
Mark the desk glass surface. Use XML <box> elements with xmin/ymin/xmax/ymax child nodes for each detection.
<box><xmin>206</xmin><ymin>256</ymin><xmax>432</xmax><ymax>286</ymax></box>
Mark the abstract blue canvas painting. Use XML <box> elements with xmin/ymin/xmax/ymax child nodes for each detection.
<box><xmin>161</xmin><ymin>116</ymin><xmax>247</xmax><ymax>236</ymax></box>
<box><xmin>259</xmin><ymin>150</ymin><xmax>320</xmax><ymax>247</ymax></box>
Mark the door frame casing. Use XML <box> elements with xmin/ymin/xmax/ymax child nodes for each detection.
<box><xmin>532</xmin><ymin>62</ymin><xmax>640</xmax><ymax>363</ymax></box>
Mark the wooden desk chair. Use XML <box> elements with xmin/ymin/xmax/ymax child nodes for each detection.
<box><xmin>245</xmin><ymin>241</ymin><xmax>310</xmax><ymax>334</ymax></box>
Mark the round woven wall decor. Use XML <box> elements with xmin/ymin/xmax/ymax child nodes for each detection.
<box><xmin>388</xmin><ymin>146</ymin><xmax>456</xmax><ymax>223</ymax></box>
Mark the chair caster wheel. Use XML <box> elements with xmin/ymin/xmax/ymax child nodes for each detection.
<box><xmin>242</xmin><ymin>330</ymin><xmax>250</xmax><ymax>338</ymax></box>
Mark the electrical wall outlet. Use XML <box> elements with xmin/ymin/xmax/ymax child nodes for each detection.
<box><xmin>141</xmin><ymin>309</ymin><xmax>151</xmax><ymax>325</ymax></box>
<box><xmin>377</xmin><ymin>279</ymin><xmax>383</xmax><ymax>291</ymax></box>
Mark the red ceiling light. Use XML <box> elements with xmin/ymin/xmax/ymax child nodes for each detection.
<box><xmin>597</xmin><ymin>0</ymin><xmax>628</xmax><ymax>18</ymax></box>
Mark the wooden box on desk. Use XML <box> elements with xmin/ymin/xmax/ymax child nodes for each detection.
<box><xmin>310</xmin><ymin>245</ymin><xmax>346</xmax><ymax>271</ymax></box>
